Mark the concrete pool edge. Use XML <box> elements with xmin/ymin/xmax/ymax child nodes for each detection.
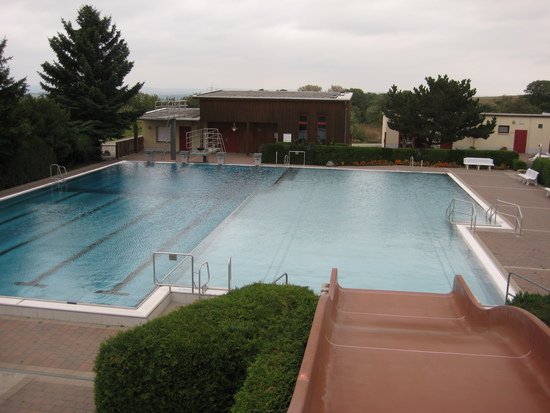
<box><xmin>0</xmin><ymin>287</ymin><xmax>226</xmax><ymax>326</ymax></box>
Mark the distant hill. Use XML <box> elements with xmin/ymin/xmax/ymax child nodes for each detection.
<box><xmin>476</xmin><ymin>95</ymin><xmax>522</xmax><ymax>104</ymax></box>
<box><xmin>141</xmin><ymin>86</ymin><xmax>212</xmax><ymax>99</ymax></box>
<box><xmin>26</xmin><ymin>85</ymin><xmax>213</xmax><ymax>99</ymax></box>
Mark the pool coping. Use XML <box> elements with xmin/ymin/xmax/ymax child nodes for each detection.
<box><xmin>0</xmin><ymin>163</ymin><xmax>514</xmax><ymax>324</ymax></box>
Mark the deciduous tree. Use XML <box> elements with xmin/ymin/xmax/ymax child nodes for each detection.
<box><xmin>525</xmin><ymin>80</ymin><xmax>550</xmax><ymax>112</ymax></box>
<box><xmin>298</xmin><ymin>84</ymin><xmax>323</xmax><ymax>92</ymax></box>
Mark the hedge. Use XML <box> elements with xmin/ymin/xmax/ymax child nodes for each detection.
<box><xmin>94</xmin><ymin>283</ymin><xmax>318</xmax><ymax>413</ymax></box>
<box><xmin>531</xmin><ymin>158</ymin><xmax>550</xmax><ymax>187</ymax></box>
<box><xmin>260</xmin><ymin>144</ymin><xmax>519</xmax><ymax>168</ymax></box>
<box><xmin>0</xmin><ymin>137</ymin><xmax>57</xmax><ymax>190</ymax></box>
<box><xmin>509</xmin><ymin>292</ymin><xmax>550</xmax><ymax>327</ymax></box>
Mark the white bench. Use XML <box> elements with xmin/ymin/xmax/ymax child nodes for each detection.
<box><xmin>463</xmin><ymin>157</ymin><xmax>494</xmax><ymax>170</ymax></box>
<box><xmin>518</xmin><ymin>168</ymin><xmax>539</xmax><ymax>186</ymax></box>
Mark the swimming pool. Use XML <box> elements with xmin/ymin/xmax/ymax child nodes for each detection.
<box><xmin>0</xmin><ymin>162</ymin><xmax>502</xmax><ymax>307</ymax></box>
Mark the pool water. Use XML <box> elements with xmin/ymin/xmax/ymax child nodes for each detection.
<box><xmin>0</xmin><ymin>162</ymin><xmax>501</xmax><ymax>307</ymax></box>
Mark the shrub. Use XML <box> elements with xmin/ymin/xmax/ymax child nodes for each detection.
<box><xmin>260</xmin><ymin>144</ymin><xmax>520</xmax><ymax>169</ymax></box>
<box><xmin>509</xmin><ymin>291</ymin><xmax>550</xmax><ymax>327</ymax></box>
<box><xmin>532</xmin><ymin>158</ymin><xmax>550</xmax><ymax>187</ymax></box>
<box><xmin>94</xmin><ymin>283</ymin><xmax>318</xmax><ymax>413</ymax></box>
<box><xmin>512</xmin><ymin>159</ymin><xmax>527</xmax><ymax>171</ymax></box>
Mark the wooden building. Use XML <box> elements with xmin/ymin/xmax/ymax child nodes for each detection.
<box><xmin>140</xmin><ymin>90</ymin><xmax>353</xmax><ymax>155</ymax></box>
<box><xmin>196</xmin><ymin>90</ymin><xmax>353</xmax><ymax>154</ymax></box>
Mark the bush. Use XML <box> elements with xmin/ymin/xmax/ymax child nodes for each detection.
<box><xmin>261</xmin><ymin>144</ymin><xmax>519</xmax><ymax>169</ymax></box>
<box><xmin>512</xmin><ymin>159</ymin><xmax>527</xmax><ymax>171</ymax></box>
<box><xmin>94</xmin><ymin>283</ymin><xmax>318</xmax><ymax>413</ymax></box>
<box><xmin>509</xmin><ymin>291</ymin><xmax>550</xmax><ymax>327</ymax></box>
<box><xmin>532</xmin><ymin>158</ymin><xmax>550</xmax><ymax>187</ymax></box>
<box><xmin>260</xmin><ymin>142</ymin><xmax>311</xmax><ymax>165</ymax></box>
<box><xmin>0</xmin><ymin>136</ymin><xmax>57</xmax><ymax>190</ymax></box>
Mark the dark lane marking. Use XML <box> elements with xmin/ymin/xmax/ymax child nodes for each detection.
<box><xmin>2</xmin><ymin>198</ymin><xmax>122</xmax><ymax>258</ymax></box>
<box><xmin>97</xmin><ymin>200</ymin><xmax>226</xmax><ymax>295</ymax></box>
<box><xmin>15</xmin><ymin>200</ymin><xmax>164</xmax><ymax>287</ymax></box>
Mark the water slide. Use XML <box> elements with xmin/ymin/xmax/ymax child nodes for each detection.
<box><xmin>289</xmin><ymin>269</ymin><xmax>550</xmax><ymax>413</ymax></box>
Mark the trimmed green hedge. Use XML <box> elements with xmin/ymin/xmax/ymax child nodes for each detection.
<box><xmin>531</xmin><ymin>158</ymin><xmax>550</xmax><ymax>187</ymax></box>
<box><xmin>509</xmin><ymin>292</ymin><xmax>550</xmax><ymax>327</ymax></box>
<box><xmin>94</xmin><ymin>284</ymin><xmax>318</xmax><ymax>413</ymax></box>
<box><xmin>260</xmin><ymin>144</ymin><xmax>519</xmax><ymax>168</ymax></box>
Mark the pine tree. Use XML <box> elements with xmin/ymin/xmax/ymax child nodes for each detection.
<box><xmin>384</xmin><ymin>75</ymin><xmax>496</xmax><ymax>147</ymax></box>
<box><xmin>39</xmin><ymin>5</ymin><xmax>143</xmax><ymax>157</ymax></box>
<box><xmin>0</xmin><ymin>38</ymin><xmax>28</xmax><ymax>162</ymax></box>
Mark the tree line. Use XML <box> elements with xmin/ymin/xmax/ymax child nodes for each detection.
<box><xmin>1</xmin><ymin>4</ymin><xmax>550</xmax><ymax>189</ymax></box>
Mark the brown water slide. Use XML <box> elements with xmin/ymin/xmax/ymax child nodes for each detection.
<box><xmin>289</xmin><ymin>269</ymin><xmax>550</xmax><ymax>413</ymax></box>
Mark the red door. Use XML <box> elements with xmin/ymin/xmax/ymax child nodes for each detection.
<box><xmin>225</xmin><ymin>128</ymin><xmax>238</xmax><ymax>152</ymax></box>
<box><xmin>513</xmin><ymin>130</ymin><xmax>527</xmax><ymax>153</ymax></box>
<box><xmin>179</xmin><ymin>127</ymin><xmax>191</xmax><ymax>150</ymax></box>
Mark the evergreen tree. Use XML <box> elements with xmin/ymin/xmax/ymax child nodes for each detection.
<box><xmin>0</xmin><ymin>38</ymin><xmax>28</xmax><ymax>162</ymax></box>
<box><xmin>384</xmin><ymin>75</ymin><xmax>496</xmax><ymax>147</ymax></box>
<box><xmin>39</xmin><ymin>5</ymin><xmax>143</xmax><ymax>158</ymax></box>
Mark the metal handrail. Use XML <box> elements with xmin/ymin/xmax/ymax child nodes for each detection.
<box><xmin>288</xmin><ymin>151</ymin><xmax>306</xmax><ymax>167</ymax></box>
<box><xmin>50</xmin><ymin>164</ymin><xmax>67</xmax><ymax>182</ymax></box>
<box><xmin>154</xmin><ymin>252</ymin><xmax>232</xmax><ymax>297</ymax></box>
<box><xmin>486</xmin><ymin>199</ymin><xmax>523</xmax><ymax>236</ymax></box>
<box><xmin>227</xmin><ymin>257</ymin><xmax>232</xmax><ymax>291</ymax></box>
<box><xmin>197</xmin><ymin>262</ymin><xmax>211</xmax><ymax>297</ymax></box>
<box><xmin>153</xmin><ymin>252</ymin><xmax>194</xmax><ymax>289</ymax></box>
<box><xmin>505</xmin><ymin>271</ymin><xmax>550</xmax><ymax>305</ymax></box>
<box><xmin>446</xmin><ymin>199</ymin><xmax>477</xmax><ymax>230</ymax></box>
<box><xmin>272</xmin><ymin>272</ymin><xmax>289</xmax><ymax>285</ymax></box>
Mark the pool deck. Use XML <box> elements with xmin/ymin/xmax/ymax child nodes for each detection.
<box><xmin>1</xmin><ymin>152</ymin><xmax>549</xmax><ymax>412</ymax></box>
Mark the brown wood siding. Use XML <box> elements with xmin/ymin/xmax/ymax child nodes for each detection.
<box><xmin>200</xmin><ymin>98</ymin><xmax>351</xmax><ymax>149</ymax></box>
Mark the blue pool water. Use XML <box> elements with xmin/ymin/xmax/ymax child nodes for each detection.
<box><xmin>0</xmin><ymin>162</ymin><xmax>501</xmax><ymax>307</ymax></box>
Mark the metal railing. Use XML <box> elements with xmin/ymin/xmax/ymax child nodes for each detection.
<box><xmin>486</xmin><ymin>199</ymin><xmax>523</xmax><ymax>236</ymax></box>
<box><xmin>272</xmin><ymin>272</ymin><xmax>289</xmax><ymax>284</ymax></box>
<box><xmin>153</xmin><ymin>252</ymin><xmax>232</xmax><ymax>297</ymax></box>
<box><xmin>197</xmin><ymin>262</ymin><xmax>211</xmax><ymax>296</ymax></box>
<box><xmin>446</xmin><ymin>199</ymin><xmax>477</xmax><ymax>230</ymax></box>
<box><xmin>50</xmin><ymin>164</ymin><xmax>67</xmax><ymax>182</ymax></box>
<box><xmin>505</xmin><ymin>271</ymin><xmax>550</xmax><ymax>305</ymax></box>
<box><xmin>153</xmin><ymin>252</ymin><xmax>195</xmax><ymax>291</ymax></box>
<box><xmin>286</xmin><ymin>151</ymin><xmax>306</xmax><ymax>167</ymax></box>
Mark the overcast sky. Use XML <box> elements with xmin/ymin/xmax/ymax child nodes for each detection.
<box><xmin>1</xmin><ymin>0</ymin><xmax>548</xmax><ymax>96</ymax></box>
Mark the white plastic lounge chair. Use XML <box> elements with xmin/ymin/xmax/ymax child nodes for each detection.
<box><xmin>545</xmin><ymin>187</ymin><xmax>550</xmax><ymax>197</ymax></box>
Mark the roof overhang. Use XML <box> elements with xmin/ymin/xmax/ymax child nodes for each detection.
<box><xmin>195</xmin><ymin>90</ymin><xmax>353</xmax><ymax>101</ymax></box>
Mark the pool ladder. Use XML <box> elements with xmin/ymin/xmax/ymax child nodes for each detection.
<box><xmin>446</xmin><ymin>198</ymin><xmax>477</xmax><ymax>231</ymax></box>
<box><xmin>153</xmin><ymin>252</ymin><xmax>232</xmax><ymax>298</ymax></box>
<box><xmin>50</xmin><ymin>164</ymin><xmax>67</xmax><ymax>189</ymax></box>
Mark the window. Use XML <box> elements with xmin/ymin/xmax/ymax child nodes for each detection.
<box><xmin>298</xmin><ymin>115</ymin><xmax>308</xmax><ymax>143</ymax></box>
<box><xmin>538</xmin><ymin>124</ymin><xmax>543</xmax><ymax>129</ymax></box>
<box><xmin>317</xmin><ymin>115</ymin><xmax>327</xmax><ymax>144</ymax></box>
<box><xmin>497</xmin><ymin>125</ymin><xmax>510</xmax><ymax>134</ymax></box>
<box><xmin>156</xmin><ymin>126</ymin><xmax>170</xmax><ymax>142</ymax></box>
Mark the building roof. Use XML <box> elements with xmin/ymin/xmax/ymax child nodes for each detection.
<box><xmin>195</xmin><ymin>90</ymin><xmax>353</xmax><ymax>101</ymax></box>
<box><xmin>482</xmin><ymin>112</ymin><xmax>550</xmax><ymax>118</ymax></box>
<box><xmin>138</xmin><ymin>107</ymin><xmax>200</xmax><ymax>121</ymax></box>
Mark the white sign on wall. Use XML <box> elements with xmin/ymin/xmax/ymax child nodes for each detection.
<box><xmin>283</xmin><ymin>133</ymin><xmax>292</xmax><ymax>143</ymax></box>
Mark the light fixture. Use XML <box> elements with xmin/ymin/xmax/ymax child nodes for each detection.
<box><xmin>231</xmin><ymin>122</ymin><xmax>237</xmax><ymax>132</ymax></box>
